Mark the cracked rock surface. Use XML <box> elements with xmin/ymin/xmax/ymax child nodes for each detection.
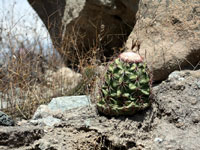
<box><xmin>1</xmin><ymin>70</ymin><xmax>200</xmax><ymax>150</ymax></box>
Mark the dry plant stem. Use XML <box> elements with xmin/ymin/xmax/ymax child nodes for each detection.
<box><xmin>16</xmin><ymin>103</ymin><xmax>27</xmax><ymax>119</ymax></box>
<box><xmin>0</xmin><ymin>1</ymin><xmax>128</xmax><ymax>120</ymax></box>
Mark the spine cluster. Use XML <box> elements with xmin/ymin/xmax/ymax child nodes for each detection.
<box><xmin>97</xmin><ymin>52</ymin><xmax>152</xmax><ymax>116</ymax></box>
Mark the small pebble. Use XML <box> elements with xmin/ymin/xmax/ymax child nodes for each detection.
<box><xmin>154</xmin><ymin>137</ymin><xmax>163</xmax><ymax>143</ymax></box>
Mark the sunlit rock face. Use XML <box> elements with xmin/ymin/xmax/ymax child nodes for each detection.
<box><xmin>125</xmin><ymin>0</ymin><xmax>200</xmax><ymax>81</ymax></box>
<box><xmin>28</xmin><ymin>0</ymin><xmax>139</xmax><ymax>65</ymax></box>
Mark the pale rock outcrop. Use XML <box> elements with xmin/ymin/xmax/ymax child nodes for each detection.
<box><xmin>28</xmin><ymin>0</ymin><xmax>139</xmax><ymax>65</ymax></box>
<box><xmin>125</xmin><ymin>0</ymin><xmax>200</xmax><ymax>81</ymax></box>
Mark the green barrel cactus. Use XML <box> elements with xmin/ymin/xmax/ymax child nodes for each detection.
<box><xmin>97</xmin><ymin>51</ymin><xmax>152</xmax><ymax>116</ymax></box>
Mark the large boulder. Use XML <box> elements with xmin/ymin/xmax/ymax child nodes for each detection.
<box><xmin>125</xmin><ymin>0</ymin><xmax>200</xmax><ymax>81</ymax></box>
<box><xmin>28</xmin><ymin>0</ymin><xmax>139</xmax><ymax>65</ymax></box>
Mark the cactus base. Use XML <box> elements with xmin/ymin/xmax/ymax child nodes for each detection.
<box><xmin>97</xmin><ymin>100</ymin><xmax>150</xmax><ymax>116</ymax></box>
<box><xmin>96</xmin><ymin>51</ymin><xmax>152</xmax><ymax>116</ymax></box>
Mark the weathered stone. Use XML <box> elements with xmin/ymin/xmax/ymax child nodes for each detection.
<box><xmin>32</xmin><ymin>105</ymin><xmax>62</xmax><ymax>120</ymax></box>
<box><xmin>31</xmin><ymin>95</ymin><xmax>91</xmax><ymax>126</ymax></box>
<box><xmin>45</xmin><ymin>67</ymin><xmax>82</xmax><ymax>89</ymax></box>
<box><xmin>125</xmin><ymin>0</ymin><xmax>200</xmax><ymax>81</ymax></box>
<box><xmin>25</xmin><ymin>69</ymin><xmax>200</xmax><ymax>149</ymax></box>
<box><xmin>44</xmin><ymin>67</ymin><xmax>82</xmax><ymax>97</ymax></box>
<box><xmin>30</xmin><ymin>116</ymin><xmax>61</xmax><ymax>127</ymax></box>
<box><xmin>48</xmin><ymin>95</ymin><xmax>91</xmax><ymax>111</ymax></box>
<box><xmin>1</xmin><ymin>70</ymin><xmax>200</xmax><ymax>149</ymax></box>
<box><xmin>28</xmin><ymin>0</ymin><xmax>139</xmax><ymax>65</ymax></box>
<box><xmin>0</xmin><ymin>126</ymin><xmax>44</xmax><ymax>148</ymax></box>
<box><xmin>38</xmin><ymin>69</ymin><xmax>199</xmax><ymax>150</ymax></box>
<box><xmin>0</xmin><ymin>111</ymin><xmax>14</xmax><ymax>126</ymax></box>
<box><xmin>153</xmin><ymin>70</ymin><xmax>200</xmax><ymax>127</ymax></box>
<box><xmin>150</xmin><ymin>70</ymin><xmax>200</xmax><ymax>149</ymax></box>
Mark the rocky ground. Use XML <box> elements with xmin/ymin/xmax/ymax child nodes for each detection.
<box><xmin>0</xmin><ymin>0</ymin><xmax>200</xmax><ymax>149</ymax></box>
<box><xmin>0</xmin><ymin>69</ymin><xmax>200</xmax><ymax>150</ymax></box>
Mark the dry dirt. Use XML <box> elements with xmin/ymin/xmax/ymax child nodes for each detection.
<box><xmin>0</xmin><ymin>70</ymin><xmax>200</xmax><ymax>150</ymax></box>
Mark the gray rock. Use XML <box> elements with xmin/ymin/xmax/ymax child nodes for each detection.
<box><xmin>168</xmin><ymin>71</ymin><xmax>185</xmax><ymax>81</ymax></box>
<box><xmin>31</xmin><ymin>95</ymin><xmax>90</xmax><ymax>126</ymax></box>
<box><xmin>30</xmin><ymin>116</ymin><xmax>61</xmax><ymax>127</ymax></box>
<box><xmin>154</xmin><ymin>70</ymin><xmax>200</xmax><ymax>125</ymax></box>
<box><xmin>32</xmin><ymin>105</ymin><xmax>61</xmax><ymax>120</ymax></box>
<box><xmin>151</xmin><ymin>70</ymin><xmax>200</xmax><ymax>149</ymax></box>
<box><xmin>0</xmin><ymin>126</ymin><xmax>44</xmax><ymax>148</ymax></box>
<box><xmin>48</xmin><ymin>95</ymin><xmax>91</xmax><ymax>111</ymax></box>
<box><xmin>0</xmin><ymin>111</ymin><xmax>14</xmax><ymax>126</ymax></box>
<box><xmin>35</xmin><ymin>139</ymin><xmax>52</xmax><ymax>150</ymax></box>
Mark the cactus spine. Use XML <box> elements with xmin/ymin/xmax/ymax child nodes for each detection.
<box><xmin>97</xmin><ymin>51</ymin><xmax>152</xmax><ymax>116</ymax></box>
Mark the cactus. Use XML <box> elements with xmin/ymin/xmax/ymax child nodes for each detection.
<box><xmin>97</xmin><ymin>51</ymin><xmax>152</xmax><ymax>116</ymax></box>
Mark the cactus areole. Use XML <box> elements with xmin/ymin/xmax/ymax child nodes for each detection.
<box><xmin>97</xmin><ymin>51</ymin><xmax>152</xmax><ymax>116</ymax></box>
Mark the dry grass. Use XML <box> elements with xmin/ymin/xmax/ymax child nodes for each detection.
<box><xmin>0</xmin><ymin>43</ymin><xmax>62</xmax><ymax>118</ymax></box>
<box><xmin>0</xmin><ymin>11</ymin><xmax>93</xmax><ymax>120</ymax></box>
<box><xmin>0</xmin><ymin>38</ymin><xmax>100</xmax><ymax>119</ymax></box>
<box><xmin>0</xmin><ymin>1</ymin><xmax>126</xmax><ymax>120</ymax></box>
<box><xmin>0</xmin><ymin>1</ymin><xmax>78</xmax><ymax>119</ymax></box>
